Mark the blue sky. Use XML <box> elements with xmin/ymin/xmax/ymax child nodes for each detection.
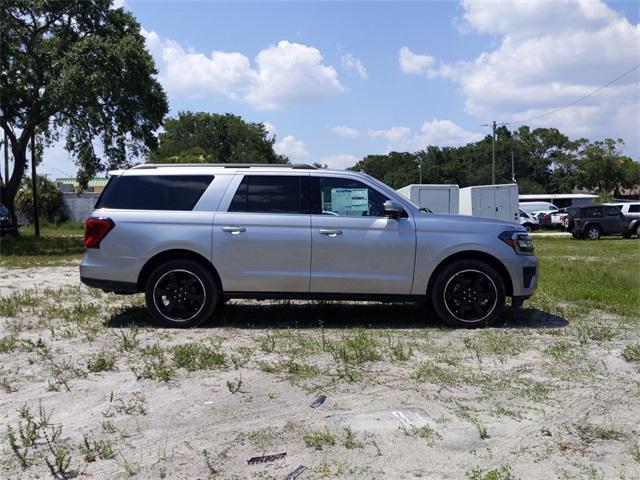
<box><xmin>41</xmin><ymin>0</ymin><xmax>640</xmax><ymax>176</ymax></box>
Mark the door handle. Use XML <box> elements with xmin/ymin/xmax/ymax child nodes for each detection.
<box><xmin>222</xmin><ymin>226</ymin><xmax>246</xmax><ymax>234</ymax></box>
<box><xmin>319</xmin><ymin>229</ymin><xmax>343</xmax><ymax>236</ymax></box>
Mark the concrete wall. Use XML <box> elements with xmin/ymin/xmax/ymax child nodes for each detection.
<box><xmin>62</xmin><ymin>192</ymin><xmax>99</xmax><ymax>222</ymax></box>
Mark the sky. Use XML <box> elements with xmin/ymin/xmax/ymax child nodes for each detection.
<box><xmin>40</xmin><ymin>0</ymin><xmax>640</xmax><ymax>177</ymax></box>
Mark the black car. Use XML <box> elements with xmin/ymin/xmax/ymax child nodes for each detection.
<box><xmin>566</xmin><ymin>204</ymin><xmax>637</xmax><ymax>240</ymax></box>
<box><xmin>0</xmin><ymin>203</ymin><xmax>15</xmax><ymax>236</ymax></box>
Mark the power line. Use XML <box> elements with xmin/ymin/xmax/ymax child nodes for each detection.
<box><xmin>507</xmin><ymin>63</ymin><xmax>640</xmax><ymax>125</ymax></box>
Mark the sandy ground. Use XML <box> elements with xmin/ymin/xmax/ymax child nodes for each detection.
<box><xmin>1</xmin><ymin>267</ymin><xmax>639</xmax><ymax>480</ymax></box>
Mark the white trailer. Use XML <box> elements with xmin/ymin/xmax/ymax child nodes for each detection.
<box><xmin>396</xmin><ymin>184</ymin><xmax>459</xmax><ymax>214</ymax></box>
<box><xmin>459</xmin><ymin>184</ymin><xmax>519</xmax><ymax>223</ymax></box>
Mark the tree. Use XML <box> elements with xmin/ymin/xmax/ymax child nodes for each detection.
<box><xmin>577</xmin><ymin>139</ymin><xmax>629</xmax><ymax>194</ymax></box>
<box><xmin>0</xmin><ymin>0</ymin><xmax>168</xmax><ymax>228</ymax></box>
<box><xmin>150</xmin><ymin>112</ymin><xmax>288</xmax><ymax>164</ymax></box>
<box><xmin>15</xmin><ymin>175</ymin><xmax>66</xmax><ymax>223</ymax></box>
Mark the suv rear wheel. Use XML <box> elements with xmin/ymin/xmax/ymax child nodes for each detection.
<box><xmin>584</xmin><ymin>225</ymin><xmax>601</xmax><ymax>240</ymax></box>
<box><xmin>145</xmin><ymin>260</ymin><xmax>218</xmax><ymax>328</ymax></box>
<box><xmin>431</xmin><ymin>260</ymin><xmax>505</xmax><ymax>328</ymax></box>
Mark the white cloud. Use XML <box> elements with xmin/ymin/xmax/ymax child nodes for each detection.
<box><xmin>398</xmin><ymin>46</ymin><xmax>435</xmax><ymax>75</ymax></box>
<box><xmin>369</xmin><ymin>120</ymin><xmax>482</xmax><ymax>152</ymax></box>
<box><xmin>317</xmin><ymin>154</ymin><xmax>360</xmax><ymax>170</ymax></box>
<box><xmin>330</xmin><ymin>125</ymin><xmax>360</xmax><ymax>138</ymax></box>
<box><xmin>341</xmin><ymin>53</ymin><xmax>368</xmax><ymax>79</ymax></box>
<box><xmin>368</xmin><ymin>126</ymin><xmax>412</xmax><ymax>144</ymax></box>
<box><xmin>142</xmin><ymin>31</ymin><xmax>344</xmax><ymax>110</ymax></box>
<box><xmin>423</xmin><ymin>0</ymin><xmax>640</xmax><ymax>153</ymax></box>
<box><xmin>274</xmin><ymin>135</ymin><xmax>310</xmax><ymax>161</ymax></box>
<box><xmin>262</xmin><ymin>122</ymin><xmax>277</xmax><ymax>139</ymax></box>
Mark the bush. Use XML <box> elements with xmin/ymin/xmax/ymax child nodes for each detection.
<box><xmin>15</xmin><ymin>176</ymin><xmax>67</xmax><ymax>224</ymax></box>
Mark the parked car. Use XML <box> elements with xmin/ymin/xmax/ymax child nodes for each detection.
<box><xmin>80</xmin><ymin>164</ymin><xmax>538</xmax><ymax>328</ymax></box>
<box><xmin>566</xmin><ymin>205</ymin><xmax>637</xmax><ymax>240</ymax></box>
<box><xmin>518</xmin><ymin>209</ymin><xmax>539</xmax><ymax>231</ymax></box>
<box><xmin>0</xmin><ymin>203</ymin><xmax>15</xmax><ymax>236</ymax></box>
<box><xmin>542</xmin><ymin>208</ymin><xmax>570</xmax><ymax>230</ymax></box>
<box><xmin>604</xmin><ymin>202</ymin><xmax>640</xmax><ymax>223</ymax></box>
<box><xmin>519</xmin><ymin>202</ymin><xmax>562</xmax><ymax>228</ymax></box>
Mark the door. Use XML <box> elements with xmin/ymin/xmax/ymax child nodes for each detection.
<box><xmin>603</xmin><ymin>206</ymin><xmax>623</xmax><ymax>233</ymax></box>
<box><xmin>212</xmin><ymin>174</ymin><xmax>311</xmax><ymax>292</ymax></box>
<box><xmin>309</xmin><ymin>175</ymin><xmax>416</xmax><ymax>295</ymax></box>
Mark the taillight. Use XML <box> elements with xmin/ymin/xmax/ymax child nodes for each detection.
<box><xmin>84</xmin><ymin>217</ymin><xmax>114</xmax><ymax>249</ymax></box>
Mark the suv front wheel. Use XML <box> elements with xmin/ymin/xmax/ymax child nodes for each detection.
<box><xmin>431</xmin><ymin>260</ymin><xmax>505</xmax><ymax>328</ymax></box>
<box><xmin>584</xmin><ymin>225</ymin><xmax>601</xmax><ymax>240</ymax></box>
<box><xmin>145</xmin><ymin>260</ymin><xmax>219</xmax><ymax>328</ymax></box>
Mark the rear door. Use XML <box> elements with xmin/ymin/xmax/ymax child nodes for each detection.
<box><xmin>212</xmin><ymin>174</ymin><xmax>311</xmax><ymax>292</ymax></box>
<box><xmin>309</xmin><ymin>174</ymin><xmax>416</xmax><ymax>294</ymax></box>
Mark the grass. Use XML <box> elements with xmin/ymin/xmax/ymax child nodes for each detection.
<box><xmin>172</xmin><ymin>342</ymin><xmax>226</xmax><ymax>371</ymax></box>
<box><xmin>0</xmin><ymin>223</ymin><xmax>85</xmax><ymax>268</ymax></box>
<box><xmin>303</xmin><ymin>428</ymin><xmax>337</xmax><ymax>450</ymax></box>
<box><xmin>622</xmin><ymin>344</ymin><xmax>640</xmax><ymax>363</ymax></box>
<box><xmin>534</xmin><ymin>237</ymin><xmax>640</xmax><ymax>316</ymax></box>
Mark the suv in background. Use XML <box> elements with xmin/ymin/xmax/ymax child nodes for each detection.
<box><xmin>0</xmin><ymin>203</ymin><xmax>15</xmax><ymax>236</ymax></box>
<box><xmin>81</xmin><ymin>164</ymin><xmax>538</xmax><ymax>328</ymax></box>
<box><xmin>566</xmin><ymin>205</ymin><xmax>635</xmax><ymax>240</ymax></box>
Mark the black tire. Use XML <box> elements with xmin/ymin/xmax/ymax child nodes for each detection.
<box><xmin>523</xmin><ymin>223</ymin><xmax>533</xmax><ymax>232</ymax></box>
<box><xmin>571</xmin><ymin>232</ymin><xmax>580</xmax><ymax>240</ymax></box>
<box><xmin>145</xmin><ymin>259</ymin><xmax>218</xmax><ymax>328</ymax></box>
<box><xmin>430</xmin><ymin>259</ymin><xmax>506</xmax><ymax>328</ymax></box>
<box><xmin>583</xmin><ymin>225</ymin><xmax>601</xmax><ymax>240</ymax></box>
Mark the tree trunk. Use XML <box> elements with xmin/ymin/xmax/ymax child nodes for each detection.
<box><xmin>0</xmin><ymin>134</ymin><xmax>30</xmax><ymax>234</ymax></box>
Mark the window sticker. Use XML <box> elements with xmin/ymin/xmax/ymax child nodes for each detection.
<box><xmin>331</xmin><ymin>188</ymin><xmax>369</xmax><ymax>216</ymax></box>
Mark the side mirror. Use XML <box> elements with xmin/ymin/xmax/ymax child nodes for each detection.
<box><xmin>384</xmin><ymin>200</ymin><xmax>404</xmax><ymax>220</ymax></box>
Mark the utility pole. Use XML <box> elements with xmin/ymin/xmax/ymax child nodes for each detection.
<box><xmin>511</xmin><ymin>150</ymin><xmax>515</xmax><ymax>183</ymax></box>
<box><xmin>418</xmin><ymin>161</ymin><xmax>422</xmax><ymax>184</ymax></box>
<box><xmin>31</xmin><ymin>134</ymin><xmax>40</xmax><ymax>238</ymax></box>
<box><xmin>3</xmin><ymin>132</ymin><xmax>8</xmax><ymax>188</ymax></box>
<box><xmin>481</xmin><ymin>120</ymin><xmax>499</xmax><ymax>185</ymax></box>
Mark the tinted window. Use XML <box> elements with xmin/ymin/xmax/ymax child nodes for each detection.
<box><xmin>228</xmin><ymin>175</ymin><xmax>307</xmax><ymax>214</ymax></box>
<box><xmin>96</xmin><ymin>175</ymin><xmax>213</xmax><ymax>210</ymax></box>
<box><xmin>313</xmin><ymin>177</ymin><xmax>389</xmax><ymax>217</ymax></box>
<box><xmin>581</xmin><ymin>207</ymin><xmax>603</xmax><ymax>218</ymax></box>
<box><xmin>629</xmin><ymin>205</ymin><xmax>640</xmax><ymax>213</ymax></box>
<box><xmin>605</xmin><ymin>206</ymin><xmax>621</xmax><ymax>216</ymax></box>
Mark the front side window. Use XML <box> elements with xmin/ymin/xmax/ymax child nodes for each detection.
<box><xmin>605</xmin><ymin>206</ymin><xmax>621</xmax><ymax>217</ymax></box>
<box><xmin>95</xmin><ymin>175</ymin><xmax>214</xmax><ymax>210</ymax></box>
<box><xmin>228</xmin><ymin>175</ymin><xmax>308</xmax><ymax>214</ymax></box>
<box><xmin>314</xmin><ymin>177</ymin><xmax>389</xmax><ymax>217</ymax></box>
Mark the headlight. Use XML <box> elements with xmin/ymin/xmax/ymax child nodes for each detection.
<box><xmin>498</xmin><ymin>231</ymin><xmax>535</xmax><ymax>255</ymax></box>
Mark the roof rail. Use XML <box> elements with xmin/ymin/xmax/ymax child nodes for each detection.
<box><xmin>131</xmin><ymin>163</ymin><xmax>317</xmax><ymax>170</ymax></box>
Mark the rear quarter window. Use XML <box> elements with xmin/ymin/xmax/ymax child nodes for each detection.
<box><xmin>629</xmin><ymin>204</ymin><xmax>640</xmax><ymax>213</ymax></box>
<box><xmin>96</xmin><ymin>175</ymin><xmax>214</xmax><ymax>210</ymax></box>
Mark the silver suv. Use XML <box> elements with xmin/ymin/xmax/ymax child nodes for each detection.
<box><xmin>80</xmin><ymin>164</ymin><xmax>538</xmax><ymax>328</ymax></box>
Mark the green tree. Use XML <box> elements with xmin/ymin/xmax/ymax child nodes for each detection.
<box><xmin>150</xmin><ymin>112</ymin><xmax>288</xmax><ymax>164</ymax></box>
<box><xmin>576</xmin><ymin>139</ymin><xmax>630</xmax><ymax>194</ymax></box>
<box><xmin>15</xmin><ymin>175</ymin><xmax>67</xmax><ymax>223</ymax></box>
<box><xmin>0</xmin><ymin>0</ymin><xmax>168</xmax><ymax>227</ymax></box>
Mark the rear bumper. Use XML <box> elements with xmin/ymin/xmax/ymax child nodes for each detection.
<box><xmin>80</xmin><ymin>276</ymin><xmax>138</xmax><ymax>294</ymax></box>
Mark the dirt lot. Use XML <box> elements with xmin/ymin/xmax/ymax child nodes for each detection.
<box><xmin>1</xmin><ymin>238</ymin><xmax>639</xmax><ymax>479</ymax></box>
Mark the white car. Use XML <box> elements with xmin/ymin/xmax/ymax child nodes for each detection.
<box><xmin>519</xmin><ymin>202</ymin><xmax>562</xmax><ymax>227</ymax></box>
<box><xmin>518</xmin><ymin>209</ymin><xmax>539</xmax><ymax>232</ymax></box>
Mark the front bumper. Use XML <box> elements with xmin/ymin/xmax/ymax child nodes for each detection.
<box><xmin>503</xmin><ymin>254</ymin><xmax>538</xmax><ymax>298</ymax></box>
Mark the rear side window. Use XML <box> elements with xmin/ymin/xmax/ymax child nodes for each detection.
<box><xmin>629</xmin><ymin>205</ymin><xmax>640</xmax><ymax>213</ymax></box>
<box><xmin>228</xmin><ymin>175</ymin><xmax>308</xmax><ymax>214</ymax></box>
<box><xmin>581</xmin><ymin>207</ymin><xmax>603</xmax><ymax>218</ymax></box>
<box><xmin>96</xmin><ymin>175</ymin><xmax>214</xmax><ymax>210</ymax></box>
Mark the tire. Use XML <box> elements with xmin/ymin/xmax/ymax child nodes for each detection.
<box><xmin>571</xmin><ymin>232</ymin><xmax>580</xmax><ymax>240</ymax></box>
<box><xmin>144</xmin><ymin>259</ymin><xmax>219</xmax><ymax>328</ymax></box>
<box><xmin>430</xmin><ymin>259</ymin><xmax>506</xmax><ymax>328</ymax></box>
<box><xmin>523</xmin><ymin>223</ymin><xmax>533</xmax><ymax>232</ymax></box>
<box><xmin>583</xmin><ymin>225</ymin><xmax>601</xmax><ymax>240</ymax></box>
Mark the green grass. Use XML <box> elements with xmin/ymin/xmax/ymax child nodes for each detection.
<box><xmin>534</xmin><ymin>237</ymin><xmax>640</xmax><ymax>316</ymax></box>
<box><xmin>0</xmin><ymin>223</ymin><xmax>84</xmax><ymax>268</ymax></box>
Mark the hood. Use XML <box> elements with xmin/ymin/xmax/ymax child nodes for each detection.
<box><xmin>414</xmin><ymin>212</ymin><xmax>525</xmax><ymax>232</ymax></box>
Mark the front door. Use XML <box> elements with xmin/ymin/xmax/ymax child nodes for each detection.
<box><xmin>309</xmin><ymin>175</ymin><xmax>416</xmax><ymax>295</ymax></box>
<box><xmin>604</xmin><ymin>206</ymin><xmax>623</xmax><ymax>233</ymax></box>
<box><xmin>212</xmin><ymin>174</ymin><xmax>311</xmax><ymax>292</ymax></box>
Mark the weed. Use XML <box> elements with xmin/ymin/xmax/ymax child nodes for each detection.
<box><xmin>576</xmin><ymin>323</ymin><xmax>614</xmax><ymax>343</ymax></box>
<box><xmin>114</xmin><ymin>327</ymin><xmax>140</xmax><ymax>352</ymax></box>
<box><xmin>0</xmin><ymin>334</ymin><xmax>18</xmax><ymax>353</ymax></box>
<box><xmin>22</xmin><ymin>337</ymin><xmax>52</xmax><ymax>360</ymax></box>
<box><xmin>630</xmin><ymin>438</ymin><xmax>640</xmax><ymax>463</ymax></box>
<box><xmin>467</xmin><ymin>465</ymin><xmax>516</xmax><ymax>480</ymax></box>
<box><xmin>81</xmin><ymin>433</ymin><xmax>114</xmax><ymax>462</ymax></box>
<box><xmin>410</xmin><ymin>363</ymin><xmax>456</xmax><ymax>387</ymax></box>
<box><xmin>202</xmin><ymin>449</ymin><xmax>219</xmax><ymax>477</ymax></box>
<box><xmin>132</xmin><ymin>343</ymin><xmax>174</xmax><ymax>382</ymax></box>
<box><xmin>0</xmin><ymin>290</ymin><xmax>39</xmax><ymax>317</ymax></box>
<box><xmin>101</xmin><ymin>420</ymin><xmax>116</xmax><ymax>434</ymax></box>
<box><xmin>388</xmin><ymin>337</ymin><xmax>413</xmax><ymax>362</ymax></box>
<box><xmin>103</xmin><ymin>391</ymin><xmax>147</xmax><ymax>416</ymax></box>
<box><xmin>622</xmin><ymin>344</ymin><xmax>640</xmax><ymax>363</ymax></box>
<box><xmin>87</xmin><ymin>351</ymin><xmax>117</xmax><ymax>373</ymax></box>
<box><xmin>342</xmin><ymin>427</ymin><xmax>364</xmax><ymax>449</ymax></box>
<box><xmin>230</xmin><ymin>346</ymin><xmax>252</xmax><ymax>369</ymax></box>
<box><xmin>283</xmin><ymin>358</ymin><xmax>320</xmax><ymax>382</ymax></box>
<box><xmin>456</xmin><ymin>406</ymin><xmax>489</xmax><ymax>440</ymax></box>
<box><xmin>226</xmin><ymin>377</ymin><xmax>243</xmax><ymax>394</ymax></box>
<box><xmin>258</xmin><ymin>331</ymin><xmax>276</xmax><ymax>353</ymax></box>
<box><xmin>303</xmin><ymin>428</ymin><xmax>336</xmax><ymax>450</ymax></box>
<box><xmin>0</xmin><ymin>366</ymin><xmax>17</xmax><ymax>393</ymax></box>
<box><xmin>401</xmin><ymin>424</ymin><xmax>440</xmax><ymax>444</ymax></box>
<box><xmin>464</xmin><ymin>331</ymin><xmax>527</xmax><ymax>357</ymax></box>
<box><xmin>173</xmin><ymin>342</ymin><xmax>226</xmax><ymax>371</ymax></box>
<box><xmin>576</xmin><ymin>422</ymin><xmax>626</xmax><ymax>442</ymax></box>
<box><xmin>47</xmin><ymin>359</ymin><xmax>86</xmax><ymax>392</ymax></box>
